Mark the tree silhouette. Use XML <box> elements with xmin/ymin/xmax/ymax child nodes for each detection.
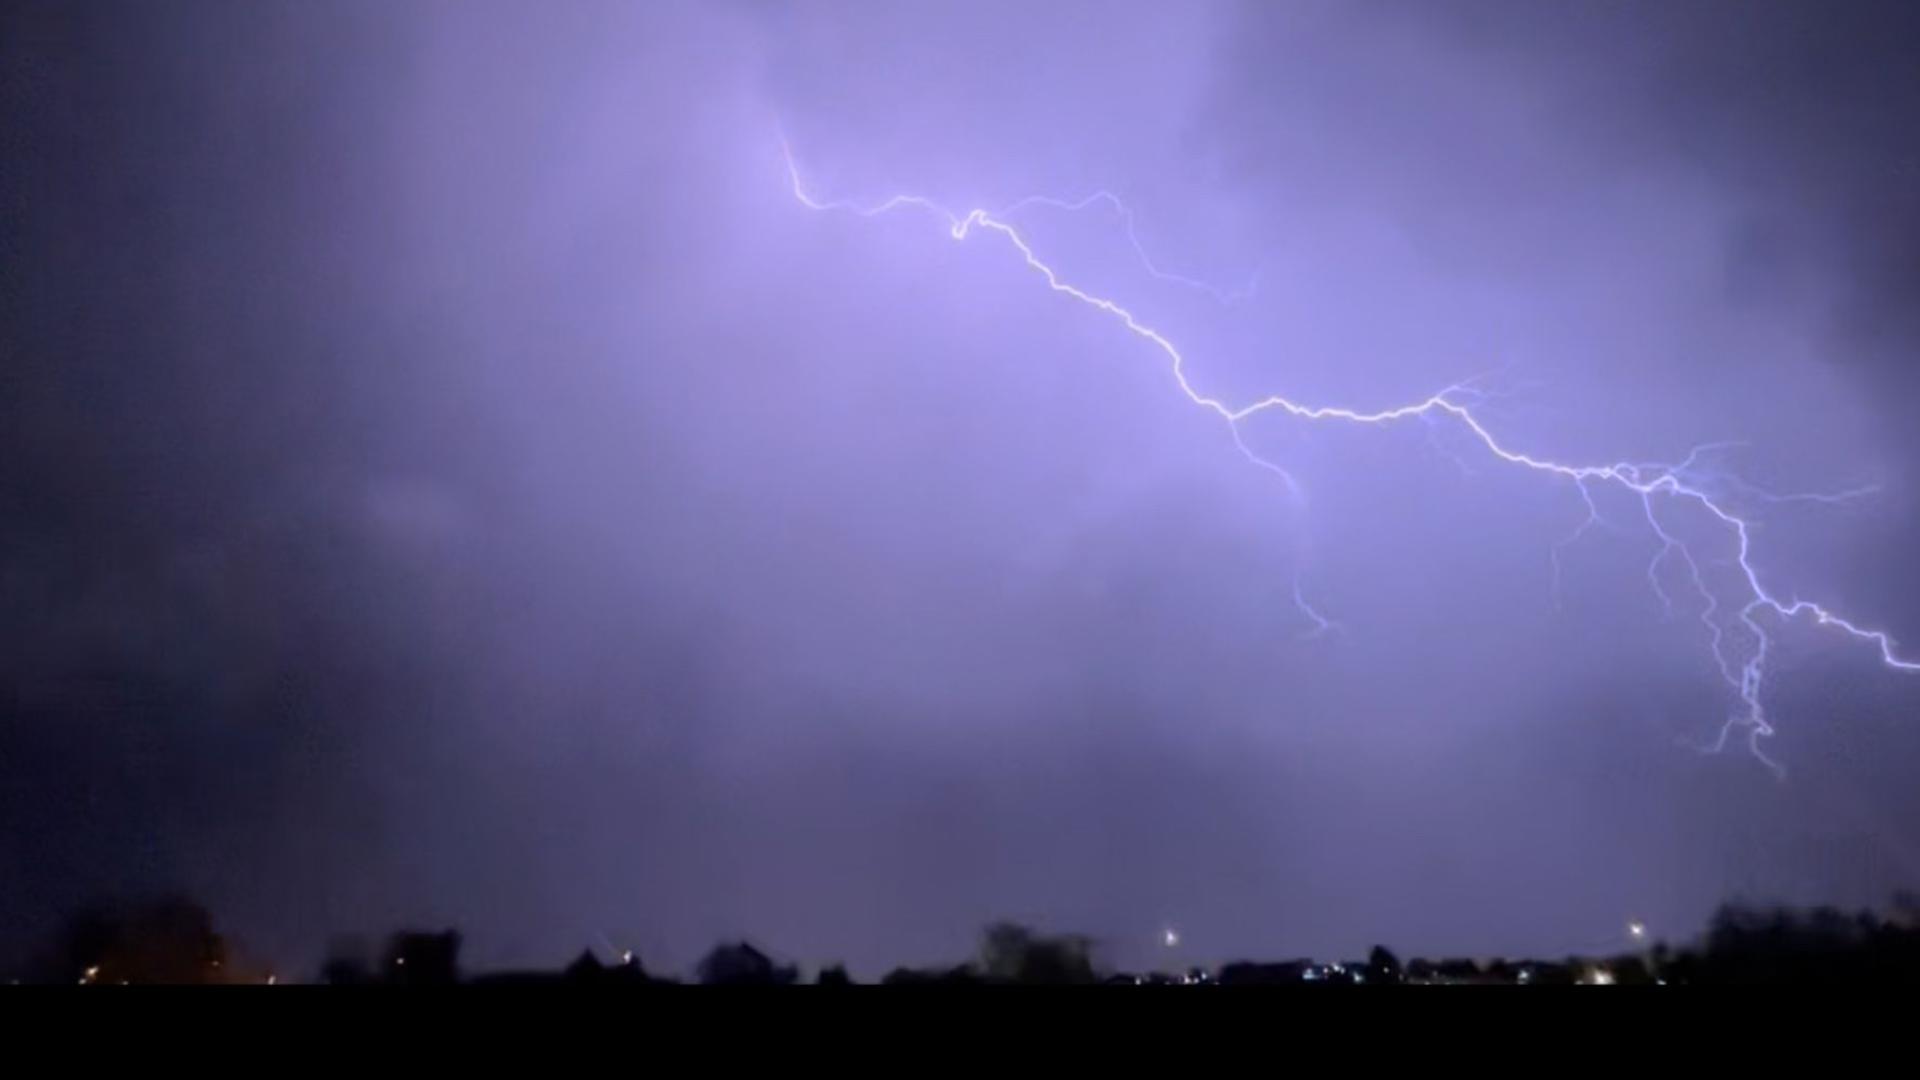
<box><xmin>319</xmin><ymin>934</ymin><xmax>374</xmax><ymax>985</ymax></box>
<box><xmin>696</xmin><ymin>942</ymin><xmax>798</xmax><ymax>985</ymax></box>
<box><xmin>383</xmin><ymin>930</ymin><xmax>461</xmax><ymax>986</ymax></box>
<box><xmin>979</xmin><ymin>922</ymin><xmax>1096</xmax><ymax>984</ymax></box>
<box><xmin>1367</xmin><ymin>945</ymin><xmax>1402</xmax><ymax>984</ymax></box>
<box><xmin>43</xmin><ymin>896</ymin><xmax>250</xmax><ymax>984</ymax></box>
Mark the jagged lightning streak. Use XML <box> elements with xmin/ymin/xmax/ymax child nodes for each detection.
<box><xmin>781</xmin><ymin>141</ymin><xmax>1919</xmax><ymax>775</ymax></box>
<box><xmin>997</xmin><ymin>191</ymin><xmax>1260</xmax><ymax>304</ymax></box>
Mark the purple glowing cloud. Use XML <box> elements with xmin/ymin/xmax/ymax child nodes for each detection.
<box><xmin>782</xmin><ymin>138</ymin><xmax>1919</xmax><ymax>776</ymax></box>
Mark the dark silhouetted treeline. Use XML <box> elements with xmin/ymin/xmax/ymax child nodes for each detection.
<box><xmin>15</xmin><ymin>893</ymin><xmax>1920</xmax><ymax>985</ymax></box>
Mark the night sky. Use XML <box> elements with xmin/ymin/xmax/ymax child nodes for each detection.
<box><xmin>6</xmin><ymin>0</ymin><xmax>1920</xmax><ymax>979</ymax></box>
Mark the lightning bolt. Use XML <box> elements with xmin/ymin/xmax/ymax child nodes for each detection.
<box><xmin>781</xmin><ymin>140</ymin><xmax>1919</xmax><ymax>775</ymax></box>
<box><xmin>996</xmin><ymin>190</ymin><xmax>1260</xmax><ymax>304</ymax></box>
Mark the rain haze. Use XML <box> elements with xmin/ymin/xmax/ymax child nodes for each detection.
<box><xmin>5</xmin><ymin>0</ymin><xmax>1920</xmax><ymax>978</ymax></box>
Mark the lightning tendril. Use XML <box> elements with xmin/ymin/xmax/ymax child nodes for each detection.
<box><xmin>781</xmin><ymin>140</ymin><xmax>1917</xmax><ymax>775</ymax></box>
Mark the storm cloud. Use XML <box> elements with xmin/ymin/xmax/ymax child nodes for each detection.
<box><xmin>4</xmin><ymin>1</ymin><xmax>1919</xmax><ymax>977</ymax></box>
